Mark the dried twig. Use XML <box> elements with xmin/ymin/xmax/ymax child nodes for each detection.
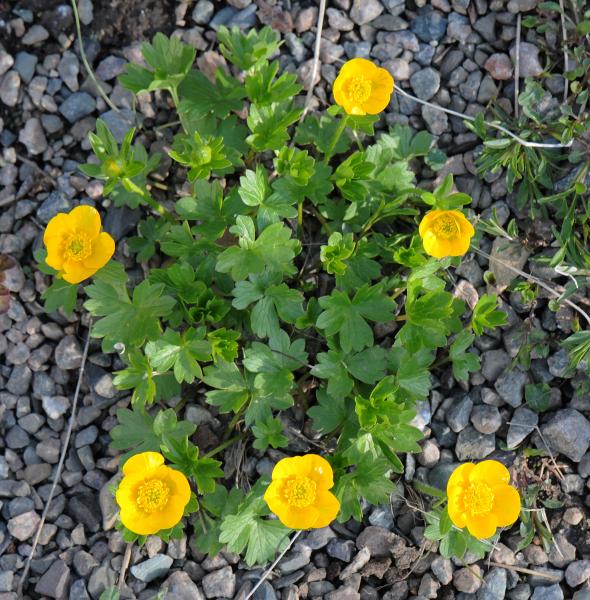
<box><xmin>118</xmin><ymin>543</ymin><xmax>134</xmax><ymax>592</ymax></box>
<box><xmin>487</xmin><ymin>561</ymin><xmax>561</xmax><ymax>581</ymax></box>
<box><xmin>17</xmin><ymin>326</ymin><xmax>92</xmax><ymax>596</ymax></box>
<box><xmin>559</xmin><ymin>0</ymin><xmax>569</xmax><ymax>103</ymax></box>
<box><xmin>394</xmin><ymin>86</ymin><xmax>573</xmax><ymax>149</ymax></box>
<box><xmin>300</xmin><ymin>0</ymin><xmax>327</xmax><ymax>122</ymax></box>
<box><xmin>514</xmin><ymin>13</ymin><xmax>522</xmax><ymax>119</ymax></box>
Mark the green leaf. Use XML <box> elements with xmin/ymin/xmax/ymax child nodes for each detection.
<box><xmin>217</xmin><ymin>25</ymin><xmax>281</xmax><ymax>71</ymax></box>
<box><xmin>110</xmin><ymin>407</ymin><xmax>160</xmax><ymax>460</ymax></box>
<box><xmin>203</xmin><ymin>361</ymin><xmax>250</xmax><ymax>414</ymax></box>
<box><xmin>471</xmin><ymin>294</ymin><xmax>508</xmax><ymax>336</ymax></box>
<box><xmin>245</xmin><ymin>60</ymin><xmax>302</xmax><ymax>105</ymax></box>
<box><xmin>316</xmin><ymin>284</ymin><xmax>395</xmax><ymax>353</ymax></box>
<box><xmin>439</xmin><ymin>506</ymin><xmax>452</xmax><ymax>536</ymax></box>
<box><xmin>308</xmin><ymin>387</ymin><xmax>348</xmax><ymax>435</ymax></box>
<box><xmin>113</xmin><ymin>351</ymin><xmax>156</xmax><ymax>407</ymax></box>
<box><xmin>219</xmin><ymin>496</ymin><xmax>291</xmax><ymax>566</ymax></box>
<box><xmin>99</xmin><ymin>588</ymin><xmax>120</xmax><ymax>600</ymax></box>
<box><xmin>525</xmin><ymin>382</ymin><xmax>551</xmax><ymax>413</ymax></box>
<box><xmin>41</xmin><ymin>278</ymin><xmax>78</xmax><ymax>315</ymax></box>
<box><xmin>247</xmin><ymin>102</ymin><xmax>303</xmax><ymax>152</ymax></box>
<box><xmin>252</xmin><ymin>417</ymin><xmax>289</xmax><ymax>451</ymax></box>
<box><xmin>145</xmin><ymin>328</ymin><xmax>212</xmax><ymax>384</ymax></box>
<box><xmin>119</xmin><ymin>33</ymin><xmax>195</xmax><ymax>94</ymax></box>
<box><xmin>192</xmin><ymin>456</ymin><xmax>225</xmax><ymax>495</ymax></box>
<box><xmin>449</xmin><ymin>330</ymin><xmax>481</xmax><ymax>383</ymax></box>
<box><xmin>169</xmin><ymin>131</ymin><xmax>232</xmax><ymax>181</ymax></box>
<box><xmin>84</xmin><ymin>279</ymin><xmax>176</xmax><ymax>353</ymax></box>
<box><xmin>216</xmin><ymin>216</ymin><xmax>300</xmax><ymax>281</ymax></box>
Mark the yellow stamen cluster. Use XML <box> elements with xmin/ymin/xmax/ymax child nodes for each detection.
<box><xmin>432</xmin><ymin>214</ymin><xmax>460</xmax><ymax>239</ymax></box>
<box><xmin>463</xmin><ymin>482</ymin><xmax>494</xmax><ymax>515</ymax></box>
<box><xmin>283</xmin><ymin>477</ymin><xmax>317</xmax><ymax>508</ymax></box>
<box><xmin>347</xmin><ymin>76</ymin><xmax>372</xmax><ymax>103</ymax></box>
<box><xmin>136</xmin><ymin>479</ymin><xmax>170</xmax><ymax>514</ymax></box>
<box><xmin>64</xmin><ymin>233</ymin><xmax>92</xmax><ymax>262</ymax></box>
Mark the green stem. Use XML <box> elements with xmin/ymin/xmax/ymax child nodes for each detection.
<box><xmin>297</xmin><ymin>200</ymin><xmax>304</xmax><ymax>241</ymax></box>
<box><xmin>70</xmin><ymin>0</ymin><xmax>119</xmax><ymax>113</ymax></box>
<box><xmin>325</xmin><ymin>116</ymin><xmax>348</xmax><ymax>162</ymax></box>
<box><xmin>204</xmin><ymin>433</ymin><xmax>246</xmax><ymax>459</ymax></box>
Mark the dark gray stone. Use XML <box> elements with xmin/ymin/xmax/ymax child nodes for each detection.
<box><xmin>59</xmin><ymin>92</ymin><xmax>96</xmax><ymax>123</ymax></box>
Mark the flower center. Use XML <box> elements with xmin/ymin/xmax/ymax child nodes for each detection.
<box><xmin>347</xmin><ymin>76</ymin><xmax>372</xmax><ymax>103</ymax></box>
<box><xmin>64</xmin><ymin>232</ymin><xmax>92</xmax><ymax>261</ymax></box>
<box><xmin>433</xmin><ymin>214</ymin><xmax>460</xmax><ymax>239</ymax></box>
<box><xmin>464</xmin><ymin>482</ymin><xmax>494</xmax><ymax>516</ymax></box>
<box><xmin>283</xmin><ymin>476</ymin><xmax>317</xmax><ymax>508</ymax></box>
<box><xmin>136</xmin><ymin>479</ymin><xmax>170</xmax><ymax>513</ymax></box>
<box><xmin>104</xmin><ymin>158</ymin><xmax>123</xmax><ymax>177</ymax></box>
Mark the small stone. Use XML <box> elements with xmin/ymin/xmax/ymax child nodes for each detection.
<box><xmin>100</xmin><ymin>476</ymin><xmax>119</xmax><ymax>530</ymax></box>
<box><xmin>541</xmin><ymin>409</ymin><xmax>590</xmax><ymax>462</ymax></box>
<box><xmin>565</xmin><ymin>560</ymin><xmax>590</xmax><ymax>587</ymax></box>
<box><xmin>325</xmin><ymin>587</ymin><xmax>360</xmax><ymax>600</ymax></box>
<box><xmin>455</xmin><ymin>427</ymin><xmax>495</xmax><ymax>461</ymax></box>
<box><xmin>411</xmin><ymin>6</ymin><xmax>448</xmax><ymax>42</ymax></box>
<box><xmin>302</xmin><ymin>527</ymin><xmax>336</xmax><ymax>550</ymax></box>
<box><xmin>531</xmin><ymin>584</ymin><xmax>564</xmax><ymax>600</ymax></box>
<box><xmin>55</xmin><ymin>335</ymin><xmax>83</xmax><ymax>369</ymax></box>
<box><xmin>59</xmin><ymin>91</ymin><xmax>95</xmax><ymax>123</ymax></box>
<box><xmin>0</xmin><ymin>51</ymin><xmax>14</xmax><ymax>76</ymax></box>
<box><xmin>75</xmin><ymin>425</ymin><xmax>98</xmax><ymax>447</ymax></box>
<box><xmin>19</xmin><ymin>117</ymin><xmax>48</xmax><ymax>155</ymax></box>
<box><xmin>477</xmin><ymin>568</ymin><xmax>507</xmax><ymax>600</ymax></box>
<box><xmin>24</xmin><ymin>463</ymin><xmax>52</xmax><ymax>485</ymax></box>
<box><xmin>0</xmin><ymin>71</ymin><xmax>20</xmax><ymax>107</ymax></box>
<box><xmin>421</xmin><ymin>104</ymin><xmax>448</xmax><ymax>135</ymax></box>
<box><xmin>34</xmin><ymin>559</ymin><xmax>70</xmax><ymax>599</ymax></box>
<box><xmin>471</xmin><ymin>405</ymin><xmax>502</xmax><ymax>434</ymax></box>
<box><xmin>58</xmin><ymin>51</ymin><xmax>79</xmax><ymax>92</ymax></box>
<box><xmin>73</xmin><ymin>551</ymin><xmax>98</xmax><ymax>577</ymax></box>
<box><xmin>37</xmin><ymin>191</ymin><xmax>72</xmax><ymax>224</ymax></box>
<box><xmin>67</xmin><ymin>493</ymin><xmax>101</xmax><ymax>532</ymax></box>
<box><xmin>447</xmin><ymin>396</ymin><xmax>473</xmax><ymax>432</ymax></box>
<box><xmin>431</xmin><ymin>557</ymin><xmax>453</xmax><ymax>585</ymax></box>
<box><xmin>22</xmin><ymin>24</ymin><xmax>49</xmax><ymax>45</ymax></box>
<box><xmin>78</xmin><ymin>0</ymin><xmax>93</xmax><ymax>24</ymax></box>
<box><xmin>14</xmin><ymin>51</ymin><xmax>38</xmax><ymax>83</ymax></box>
<box><xmin>278</xmin><ymin>546</ymin><xmax>311</xmax><ymax>575</ymax></box>
<box><xmin>484</xmin><ymin>53</ymin><xmax>514</xmax><ymax>81</ymax></box>
<box><xmin>454</xmin><ymin>565</ymin><xmax>482</xmax><ymax>594</ymax></box>
<box><xmin>6</xmin><ymin>425</ymin><xmax>30</xmax><ymax>449</ymax></box>
<box><xmin>495</xmin><ymin>369</ymin><xmax>527</xmax><ymax>407</ymax></box>
<box><xmin>563</xmin><ymin>507</ymin><xmax>584</xmax><ymax>526</ymax></box>
<box><xmin>490</xmin><ymin>238</ymin><xmax>530</xmax><ymax>289</ymax></box>
<box><xmin>508</xmin><ymin>0</ymin><xmax>538</xmax><ymax>12</ymax></box>
<box><xmin>340</xmin><ymin>547</ymin><xmax>371</xmax><ymax>579</ymax></box>
<box><xmin>99</xmin><ymin>108</ymin><xmax>135</xmax><ymax>143</ymax></box>
<box><xmin>327</xmin><ymin>539</ymin><xmax>356</xmax><ymax>562</ymax></box>
<box><xmin>87</xmin><ymin>565</ymin><xmax>116</xmax><ymax>599</ymax></box>
<box><xmin>350</xmin><ymin>0</ymin><xmax>383</xmax><ymax>25</ymax></box>
<box><xmin>130</xmin><ymin>554</ymin><xmax>173</xmax><ymax>583</ymax></box>
<box><xmin>356</xmin><ymin>526</ymin><xmax>395</xmax><ymax>558</ymax></box>
<box><xmin>8</xmin><ymin>510</ymin><xmax>40</xmax><ymax>541</ymax></box>
<box><xmin>0</xmin><ymin>570</ymin><xmax>14</xmax><ymax>592</ymax></box>
<box><xmin>507</xmin><ymin>406</ymin><xmax>538</xmax><ymax>448</ymax></box>
<box><xmin>510</xmin><ymin>42</ymin><xmax>543</xmax><ymax>78</ymax></box>
<box><xmin>202</xmin><ymin>566</ymin><xmax>236</xmax><ymax>598</ymax></box>
<box><xmin>96</xmin><ymin>56</ymin><xmax>126</xmax><ymax>81</ymax></box>
<box><xmin>410</xmin><ymin>67</ymin><xmax>440</xmax><ymax>101</ymax></box>
<box><xmin>42</xmin><ymin>395</ymin><xmax>70</xmax><ymax>420</ymax></box>
<box><xmin>163</xmin><ymin>571</ymin><xmax>205</xmax><ymax>600</ymax></box>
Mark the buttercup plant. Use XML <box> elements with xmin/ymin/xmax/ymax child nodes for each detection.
<box><xmin>39</xmin><ymin>27</ymin><xmax>524</xmax><ymax>567</ymax></box>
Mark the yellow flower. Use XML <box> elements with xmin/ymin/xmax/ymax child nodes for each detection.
<box><xmin>115</xmin><ymin>452</ymin><xmax>191</xmax><ymax>535</ymax></box>
<box><xmin>333</xmin><ymin>58</ymin><xmax>394</xmax><ymax>116</ymax></box>
<box><xmin>419</xmin><ymin>209</ymin><xmax>475</xmax><ymax>258</ymax></box>
<box><xmin>43</xmin><ymin>205</ymin><xmax>115</xmax><ymax>284</ymax></box>
<box><xmin>447</xmin><ymin>460</ymin><xmax>521</xmax><ymax>539</ymax></box>
<box><xmin>264</xmin><ymin>454</ymin><xmax>340</xmax><ymax>530</ymax></box>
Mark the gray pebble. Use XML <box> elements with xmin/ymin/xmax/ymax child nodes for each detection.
<box><xmin>410</xmin><ymin>67</ymin><xmax>440</xmax><ymax>100</ymax></box>
<box><xmin>59</xmin><ymin>92</ymin><xmax>96</xmax><ymax>124</ymax></box>
<box><xmin>19</xmin><ymin>117</ymin><xmax>48</xmax><ymax>155</ymax></box>
<box><xmin>455</xmin><ymin>427</ymin><xmax>495</xmax><ymax>460</ymax></box>
<box><xmin>55</xmin><ymin>335</ymin><xmax>83</xmax><ymax>370</ymax></box>
<box><xmin>0</xmin><ymin>71</ymin><xmax>20</xmax><ymax>107</ymax></box>
<box><xmin>541</xmin><ymin>409</ymin><xmax>590</xmax><ymax>462</ymax></box>
<box><xmin>22</xmin><ymin>24</ymin><xmax>49</xmax><ymax>45</ymax></box>
<box><xmin>507</xmin><ymin>406</ymin><xmax>538</xmax><ymax>448</ymax></box>
<box><xmin>130</xmin><ymin>554</ymin><xmax>173</xmax><ymax>583</ymax></box>
<box><xmin>202</xmin><ymin>566</ymin><xmax>236</xmax><ymax>598</ymax></box>
<box><xmin>37</xmin><ymin>191</ymin><xmax>72</xmax><ymax>224</ymax></box>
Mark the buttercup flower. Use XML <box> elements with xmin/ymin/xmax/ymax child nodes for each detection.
<box><xmin>115</xmin><ymin>452</ymin><xmax>191</xmax><ymax>535</ymax></box>
<box><xmin>333</xmin><ymin>58</ymin><xmax>394</xmax><ymax>116</ymax></box>
<box><xmin>419</xmin><ymin>209</ymin><xmax>475</xmax><ymax>258</ymax></box>
<box><xmin>44</xmin><ymin>205</ymin><xmax>115</xmax><ymax>284</ymax></box>
<box><xmin>447</xmin><ymin>460</ymin><xmax>521</xmax><ymax>539</ymax></box>
<box><xmin>264</xmin><ymin>454</ymin><xmax>340</xmax><ymax>529</ymax></box>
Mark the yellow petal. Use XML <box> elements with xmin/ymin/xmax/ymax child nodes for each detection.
<box><xmin>69</xmin><ymin>205</ymin><xmax>102</xmax><ymax>237</ymax></box>
<box><xmin>45</xmin><ymin>237</ymin><xmax>65</xmax><ymax>270</ymax></box>
<box><xmin>301</xmin><ymin>454</ymin><xmax>335</xmax><ymax>489</ymax></box>
<box><xmin>264</xmin><ymin>479</ymin><xmax>286</xmax><ymax>517</ymax></box>
<box><xmin>159</xmin><ymin>466</ymin><xmax>191</xmax><ymax>506</ymax></box>
<box><xmin>120</xmin><ymin>505</ymin><xmax>162</xmax><ymax>535</ymax></box>
<box><xmin>313</xmin><ymin>490</ymin><xmax>340</xmax><ymax>528</ymax></box>
<box><xmin>44</xmin><ymin>213</ymin><xmax>73</xmax><ymax>243</ymax></box>
<box><xmin>491</xmin><ymin>484</ymin><xmax>521</xmax><ymax>527</ymax></box>
<box><xmin>469</xmin><ymin>460</ymin><xmax>510</xmax><ymax>487</ymax></box>
<box><xmin>273</xmin><ymin>503</ymin><xmax>320</xmax><ymax>530</ymax></box>
<box><xmin>418</xmin><ymin>210</ymin><xmax>442</xmax><ymax>236</ymax></box>
<box><xmin>447</xmin><ymin>488</ymin><xmax>467</xmax><ymax>529</ymax></box>
<box><xmin>61</xmin><ymin>263</ymin><xmax>97</xmax><ymax>284</ymax></box>
<box><xmin>115</xmin><ymin>472</ymin><xmax>143</xmax><ymax>509</ymax></box>
<box><xmin>465</xmin><ymin>514</ymin><xmax>497</xmax><ymax>539</ymax></box>
<box><xmin>446</xmin><ymin>463</ymin><xmax>474</xmax><ymax>495</ymax></box>
<box><xmin>83</xmin><ymin>231</ymin><xmax>115</xmax><ymax>270</ymax></box>
<box><xmin>122</xmin><ymin>452</ymin><xmax>165</xmax><ymax>476</ymax></box>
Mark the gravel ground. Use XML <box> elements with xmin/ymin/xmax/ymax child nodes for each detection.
<box><xmin>1</xmin><ymin>0</ymin><xmax>590</xmax><ymax>599</ymax></box>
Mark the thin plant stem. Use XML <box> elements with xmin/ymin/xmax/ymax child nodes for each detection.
<box><xmin>17</xmin><ymin>326</ymin><xmax>92</xmax><ymax>596</ymax></box>
<box><xmin>204</xmin><ymin>433</ymin><xmax>246</xmax><ymax>458</ymax></box>
<box><xmin>514</xmin><ymin>13</ymin><xmax>521</xmax><ymax>119</ymax></box>
<box><xmin>394</xmin><ymin>87</ymin><xmax>573</xmax><ymax>149</ymax></box>
<box><xmin>297</xmin><ymin>200</ymin><xmax>304</xmax><ymax>241</ymax></box>
<box><xmin>325</xmin><ymin>116</ymin><xmax>348</xmax><ymax>162</ymax></box>
<box><xmin>300</xmin><ymin>0</ymin><xmax>327</xmax><ymax>123</ymax></box>
<box><xmin>118</xmin><ymin>543</ymin><xmax>134</xmax><ymax>592</ymax></box>
<box><xmin>70</xmin><ymin>0</ymin><xmax>119</xmax><ymax>113</ymax></box>
<box><xmin>245</xmin><ymin>530</ymin><xmax>303</xmax><ymax>600</ymax></box>
<box><xmin>558</xmin><ymin>0</ymin><xmax>569</xmax><ymax>103</ymax></box>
